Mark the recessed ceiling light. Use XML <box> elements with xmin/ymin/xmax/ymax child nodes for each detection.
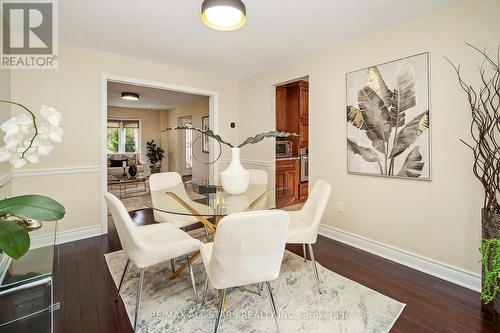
<box><xmin>121</xmin><ymin>92</ymin><xmax>139</xmax><ymax>101</ymax></box>
<box><xmin>201</xmin><ymin>0</ymin><xmax>246</xmax><ymax>31</ymax></box>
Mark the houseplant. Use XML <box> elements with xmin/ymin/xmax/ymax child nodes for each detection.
<box><xmin>163</xmin><ymin>126</ymin><xmax>300</xmax><ymax>194</ymax></box>
<box><xmin>146</xmin><ymin>140</ymin><xmax>165</xmax><ymax>174</ymax></box>
<box><xmin>448</xmin><ymin>44</ymin><xmax>500</xmax><ymax>328</ymax></box>
<box><xmin>0</xmin><ymin>100</ymin><xmax>65</xmax><ymax>259</ymax></box>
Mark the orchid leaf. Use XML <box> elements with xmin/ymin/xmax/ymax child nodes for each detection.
<box><xmin>0</xmin><ymin>195</ymin><xmax>65</xmax><ymax>221</ymax></box>
<box><xmin>238</xmin><ymin>131</ymin><xmax>301</xmax><ymax>148</ymax></box>
<box><xmin>0</xmin><ymin>220</ymin><xmax>30</xmax><ymax>259</ymax></box>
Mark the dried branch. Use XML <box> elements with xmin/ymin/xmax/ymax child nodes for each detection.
<box><xmin>446</xmin><ymin>44</ymin><xmax>500</xmax><ymax>214</ymax></box>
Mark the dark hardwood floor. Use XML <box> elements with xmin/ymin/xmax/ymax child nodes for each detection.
<box><xmin>2</xmin><ymin>209</ymin><xmax>493</xmax><ymax>332</ymax></box>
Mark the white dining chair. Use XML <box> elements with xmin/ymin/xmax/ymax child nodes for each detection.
<box><xmin>286</xmin><ymin>179</ymin><xmax>331</xmax><ymax>294</ymax></box>
<box><xmin>248</xmin><ymin>168</ymin><xmax>268</xmax><ymax>185</ymax></box>
<box><xmin>105</xmin><ymin>192</ymin><xmax>201</xmax><ymax>332</ymax></box>
<box><xmin>149</xmin><ymin>172</ymin><xmax>210</xmax><ymax>272</ymax></box>
<box><xmin>200</xmin><ymin>210</ymin><xmax>289</xmax><ymax>333</ymax></box>
<box><xmin>149</xmin><ymin>172</ymin><xmax>202</xmax><ymax>229</ymax></box>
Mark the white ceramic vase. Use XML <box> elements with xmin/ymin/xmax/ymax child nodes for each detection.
<box><xmin>220</xmin><ymin>147</ymin><xmax>250</xmax><ymax>195</ymax></box>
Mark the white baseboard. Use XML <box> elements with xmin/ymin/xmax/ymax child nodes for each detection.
<box><xmin>31</xmin><ymin>225</ymin><xmax>102</xmax><ymax>249</ymax></box>
<box><xmin>318</xmin><ymin>224</ymin><xmax>481</xmax><ymax>292</ymax></box>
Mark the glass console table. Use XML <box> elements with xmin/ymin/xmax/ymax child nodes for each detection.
<box><xmin>0</xmin><ymin>221</ymin><xmax>58</xmax><ymax>332</ymax></box>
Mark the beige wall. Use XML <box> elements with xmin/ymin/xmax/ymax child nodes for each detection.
<box><xmin>166</xmin><ymin>97</ymin><xmax>209</xmax><ymax>184</ymax></box>
<box><xmin>237</xmin><ymin>0</ymin><xmax>498</xmax><ymax>273</ymax></box>
<box><xmin>107</xmin><ymin>106</ymin><xmax>163</xmax><ymax>175</ymax></box>
<box><xmin>0</xmin><ymin>68</ymin><xmax>11</xmax><ymax>197</ymax></box>
<box><xmin>9</xmin><ymin>42</ymin><xmax>239</xmax><ymax>232</ymax></box>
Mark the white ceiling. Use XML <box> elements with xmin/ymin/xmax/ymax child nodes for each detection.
<box><xmin>60</xmin><ymin>0</ymin><xmax>456</xmax><ymax>79</ymax></box>
<box><xmin>107</xmin><ymin>82</ymin><xmax>205</xmax><ymax>110</ymax></box>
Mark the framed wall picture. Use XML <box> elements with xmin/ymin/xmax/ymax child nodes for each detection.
<box><xmin>346</xmin><ymin>52</ymin><xmax>431</xmax><ymax>180</ymax></box>
<box><xmin>202</xmin><ymin>116</ymin><xmax>209</xmax><ymax>153</ymax></box>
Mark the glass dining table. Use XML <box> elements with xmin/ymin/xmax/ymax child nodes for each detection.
<box><xmin>146</xmin><ymin>183</ymin><xmax>294</xmax><ymax>278</ymax></box>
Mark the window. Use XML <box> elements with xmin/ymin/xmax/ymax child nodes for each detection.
<box><xmin>107</xmin><ymin>119</ymin><xmax>140</xmax><ymax>154</ymax></box>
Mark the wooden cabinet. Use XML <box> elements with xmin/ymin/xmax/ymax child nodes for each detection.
<box><xmin>275</xmin><ymin>86</ymin><xmax>287</xmax><ymax>132</ymax></box>
<box><xmin>299</xmin><ymin>83</ymin><xmax>309</xmax><ymax>118</ymax></box>
<box><xmin>275</xmin><ymin>80</ymin><xmax>309</xmax><ymax>156</ymax></box>
<box><xmin>275</xmin><ymin>79</ymin><xmax>309</xmax><ymax>204</ymax></box>
<box><xmin>299</xmin><ymin>182</ymin><xmax>308</xmax><ymax>200</ymax></box>
<box><xmin>298</xmin><ymin>118</ymin><xmax>308</xmax><ymax>148</ymax></box>
<box><xmin>276</xmin><ymin>159</ymin><xmax>300</xmax><ymax>205</ymax></box>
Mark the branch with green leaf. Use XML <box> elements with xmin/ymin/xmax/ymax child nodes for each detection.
<box><xmin>347</xmin><ymin>64</ymin><xmax>429</xmax><ymax>177</ymax></box>
<box><xmin>162</xmin><ymin>126</ymin><xmax>301</xmax><ymax>149</ymax></box>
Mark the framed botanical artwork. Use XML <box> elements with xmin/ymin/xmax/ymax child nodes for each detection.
<box><xmin>346</xmin><ymin>52</ymin><xmax>431</xmax><ymax>180</ymax></box>
<box><xmin>202</xmin><ymin>116</ymin><xmax>209</xmax><ymax>153</ymax></box>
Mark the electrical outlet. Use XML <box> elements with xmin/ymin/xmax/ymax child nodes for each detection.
<box><xmin>337</xmin><ymin>201</ymin><xmax>344</xmax><ymax>213</ymax></box>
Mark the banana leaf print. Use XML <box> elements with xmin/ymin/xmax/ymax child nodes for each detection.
<box><xmin>346</xmin><ymin>53</ymin><xmax>430</xmax><ymax>179</ymax></box>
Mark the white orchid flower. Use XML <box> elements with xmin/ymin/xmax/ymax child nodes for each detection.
<box><xmin>9</xmin><ymin>155</ymin><xmax>27</xmax><ymax>168</ymax></box>
<box><xmin>38</xmin><ymin>123</ymin><xmax>63</xmax><ymax>143</ymax></box>
<box><xmin>3</xmin><ymin>134</ymin><xmax>22</xmax><ymax>150</ymax></box>
<box><xmin>31</xmin><ymin>136</ymin><xmax>54</xmax><ymax>156</ymax></box>
<box><xmin>0</xmin><ymin>102</ymin><xmax>62</xmax><ymax>168</ymax></box>
<box><xmin>40</xmin><ymin>105</ymin><xmax>61</xmax><ymax>126</ymax></box>
<box><xmin>1</xmin><ymin>114</ymin><xmax>32</xmax><ymax>138</ymax></box>
<box><xmin>23</xmin><ymin>148</ymin><xmax>40</xmax><ymax>164</ymax></box>
<box><xmin>0</xmin><ymin>147</ymin><xmax>11</xmax><ymax>162</ymax></box>
<box><xmin>48</xmin><ymin>126</ymin><xmax>63</xmax><ymax>142</ymax></box>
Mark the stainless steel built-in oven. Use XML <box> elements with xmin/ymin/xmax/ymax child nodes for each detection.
<box><xmin>300</xmin><ymin>148</ymin><xmax>308</xmax><ymax>182</ymax></box>
<box><xmin>276</xmin><ymin>141</ymin><xmax>293</xmax><ymax>158</ymax></box>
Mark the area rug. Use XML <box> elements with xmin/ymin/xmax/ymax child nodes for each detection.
<box><xmin>105</xmin><ymin>249</ymin><xmax>405</xmax><ymax>333</ymax></box>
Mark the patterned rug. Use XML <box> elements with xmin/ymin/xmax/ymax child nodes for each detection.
<box><xmin>105</xmin><ymin>249</ymin><xmax>405</xmax><ymax>333</ymax></box>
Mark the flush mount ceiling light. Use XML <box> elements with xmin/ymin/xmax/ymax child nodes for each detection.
<box><xmin>121</xmin><ymin>92</ymin><xmax>140</xmax><ymax>101</ymax></box>
<box><xmin>201</xmin><ymin>0</ymin><xmax>246</xmax><ymax>31</ymax></box>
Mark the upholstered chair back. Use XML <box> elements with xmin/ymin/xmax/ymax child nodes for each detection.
<box><xmin>248</xmin><ymin>169</ymin><xmax>269</xmax><ymax>185</ymax></box>
<box><xmin>105</xmin><ymin>193</ymin><xmax>146</xmax><ymax>265</ymax></box>
<box><xmin>149</xmin><ymin>172</ymin><xmax>183</xmax><ymax>191</ymax></box>
<box><xmin>301</xmin><ymin>179</ymin><xmax>331</xmax><ymax>230</ymax></box>
<box><xmin>207</xmin><ymin>210</ymin><xmax>289</xmax><ymax>289</ymax></box>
